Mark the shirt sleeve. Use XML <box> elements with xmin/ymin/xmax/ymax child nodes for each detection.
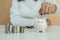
<box><xmin>10</xmin><ymin>0</ymin><xmax>22</xmax><ymax>17</ymax></box>
<box><xmin>45</xmin><ymin>0</ymin><xmax>59</xmax><ymax>14</ymax></box>
<box><xmin>10</xmin><ymin>0</ymin><xmax>23</xmax><ymax>25</ymax></box>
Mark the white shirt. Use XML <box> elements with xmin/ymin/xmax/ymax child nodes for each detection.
<box><xmin>10</xmin><ymin>0</ymin><xmax>59</xmax><ymax>26</ymax></box>
<box><xmin>10</xmin><ymin>0</ymin><xmax>59</xmax><ymax>18</ymax></box>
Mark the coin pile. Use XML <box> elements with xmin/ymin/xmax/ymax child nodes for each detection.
<box><xmin>5</xmin><ymin>24</ymin><xmax>24</xmax><ymax>34</ymax></box>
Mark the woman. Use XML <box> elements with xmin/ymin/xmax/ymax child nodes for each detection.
<box><xmin>10</xmin><ymin>0</ymin><xmax>59</xmax><ymax>27</ymax></box>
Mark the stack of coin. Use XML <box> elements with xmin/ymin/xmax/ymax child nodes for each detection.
<box><xmin>5</xmin><ymin>24</ymin><xmax>25</xmax><ymax>34</ymax></box>
<box><xmin>5</xmin><ymin>24</ymin><xmax>10</xmax><ymax>33</ymax></box>
<box><xmin>19</xmin><ymin>26</ymin><xmax>24</xmax><ymax>33</ymax></box>
<box><xmin>12</xmin><ymin>26</ymin><xmax>17</xmax><ymax>33</ymax></box>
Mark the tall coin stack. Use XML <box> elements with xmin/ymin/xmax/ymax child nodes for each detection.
<box><xmin>19</xmin><ymin>26</ymin><xmax>24</xmax><ymax>33</ymax></box>
<box><xmin>5</xmin><ymin>24</ymin><xmax>10</xmax><ymax>33</ymax></box>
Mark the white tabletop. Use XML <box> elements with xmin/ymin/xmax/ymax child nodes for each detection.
<box><xmin>0</xmin><ymin>25</ymin><xmax>60</xmax><ymax>40</ymax></box>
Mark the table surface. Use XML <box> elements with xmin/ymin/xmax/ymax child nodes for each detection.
<box><xmin>0</xmin><ymin>25</ymin><xmax>60</xmax><ymax>40</ymax></box>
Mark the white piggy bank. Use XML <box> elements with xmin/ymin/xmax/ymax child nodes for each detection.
<box><xmin>34</xmin><ymin>17</ymin><xmax>47</xmax><ymax>32</ymax></box>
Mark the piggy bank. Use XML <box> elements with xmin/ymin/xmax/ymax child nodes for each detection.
<box><xmin>34</xmin><ymin>17</ymin><xmax>47</xmax><ymax>32</ymax></box>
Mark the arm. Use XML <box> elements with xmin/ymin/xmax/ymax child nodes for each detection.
<box><xmin>10</xmin><ymin>0</ymin><xmax>21</xmax><ymax>17</ymax></box>
<box><xmin>10</xmin><ymin>0</ymin><xmax>22</xmax><ymax>25</ymax></box>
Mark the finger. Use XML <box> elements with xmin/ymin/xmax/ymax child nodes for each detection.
<box><xmin>51</xmin><ymin>5</ymin><xmax>57</xmax><ymax>13</ymax></box>
<box><xmin>41</xmin><ymin>2</ymin><xmax>46</xmax><ymax>11</ymax></box>
<box><xmin>44</xmin><ymin>4</ymin><xmax>49</xmax><ymax>14</ymax></box>
<box><xmin>38</xmin><ymin>8</ymin><xmax>44</xmax><ymax>15</ymax></box>
<box><xmin>41</xmin><ymin>2</ymin><xmax>50</xmax><ymax>14</ymax></box>
<box><xmin>48</xmin><ymin>4</ymin><xmax>52</xmax><ymax>14</ymax></box>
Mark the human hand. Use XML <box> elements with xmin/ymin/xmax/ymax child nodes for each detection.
<box><xmin>38</xmin><ymin>2</ymin><xmax>57</xmax><ymax>15</ymax></box>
